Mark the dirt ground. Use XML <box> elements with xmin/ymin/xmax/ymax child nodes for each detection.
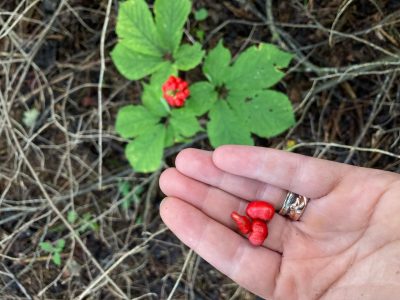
<box><xmin>0</xmin><ymin>0</ymin><xmax>399</xmax><ymax>299</ymax></box>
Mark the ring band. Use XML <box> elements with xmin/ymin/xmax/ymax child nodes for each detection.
<box><xmin>279</xmin><ymin>192</ymin><xmax>309</xmax><ymax>221</ymax></box>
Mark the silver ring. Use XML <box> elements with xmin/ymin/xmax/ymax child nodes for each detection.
<box><xmin>279</xmin><ymin>192</ymin><xmax>309</xmax><ymax>221</ymax></box>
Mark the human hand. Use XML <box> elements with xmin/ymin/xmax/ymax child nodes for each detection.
<box><xmin>159</xmin><ymin>145</ymin><xmax>400</xmax><ymax>299</ymax></box>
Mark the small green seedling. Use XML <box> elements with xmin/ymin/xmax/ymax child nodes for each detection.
<box><xmin>67</xmin><ymin>210</ymin><xmax>78</xmax><ymax>224</ymax></box>
<box><xmin>67</xmin><ymin>210</ymin><xmax>99</xmax><ymax>233</ymax></box>
<box><xmin>195</xmin><ymin>29</ymin><xmax>205</xmax><ymax>42</ymax></box>
<box><xmin>78</xmin><ymin>213</ymin><xmax>99</xmax><ymax>233</ymax></box>
<box><xmin>118</xmin><ymin>181</ymin><xmax>143</xmax><ymax>210</ymax></box>
<box><xmin>193</xmin><ymin>8</ymin><xmax>207</xmax><ymax>42</ymax></box>
<box><xmin>194</xmin><ymin>8</ymin><xmax>208</xmax><ymax>21</ymax></box>
<box><xmin>40</xmin><ymin>239</ymin><xmax>65</xmax><ymax>266</ymax></box>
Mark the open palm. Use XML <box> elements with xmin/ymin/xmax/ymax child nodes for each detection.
<box><xmin>159</xmin><ymin>146</ymin><xmax>400</xmax><ymax>299</ymax></box>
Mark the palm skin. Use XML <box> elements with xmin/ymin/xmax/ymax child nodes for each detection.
<box><xmin>159</xmin><ymin>145</ymin><xmax>400</xmax><ymax>299</ymax></box>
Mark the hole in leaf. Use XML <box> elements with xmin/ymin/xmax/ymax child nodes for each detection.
<box><xmin>245</xmin><ymin>97</ymin><xmax>252</xmax><ymax>103</ymax></box>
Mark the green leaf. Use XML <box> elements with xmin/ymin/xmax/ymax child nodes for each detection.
<box><xmin>121</xmin><ymin>197</ymin><xmax>132</xmax><ymax>210</ymax></box>
<box><xmin>164</xmin><ymin>124</ymin><xmax>189</xmax><ymax>146</ymax></box>
<box><xmin>125</xmin><ymin>125</ymin><xmax>166</xmax><ymax>172</ymax></box>
<box><xmin>226</xmin><ymin>91</ymin><xmax>251</xmax><ymax>128</ymax></box>
<box><xmin>207</xmin><ymin>101</ymin><xmax>253</xmax><ymax>148</ymax></box>
<box><xmin>185</xmin><ymin>81</ymin><xmax>218</xmax><ymax>116</ymax></box>
<box><xmin>55</xmin><ymin>239</ymin><xmax>65</xmax><ymax>251</ymax></box>
<box><xmin>78</xmin><ymin>213</ymin><xmax>91</xmax><ymax>233</ymax></box>
<box><xmin>119</xmin><ymin>182</ymin><xmax>135</xmax><ymax>210</ymax></box>
<box><xmin>52</xmin><ymin>252</ymin><xmax>62</xmax><ymax>266</ymax></box>
<box><xmin>195</xmin><ymin>29</ymin><xmax>205</xmax><ymax>42</ymax></box>
<box><xmin>247</xmin><ymin>90</ymin><xmax>295</xmax><ymax>137</ymax></box>
<box><xmin>116</xmin><ymin>0</ymin><xmax>162</xmax><ymax>56</ymax></box>
<box><xmin>142</xmin><ymin>82</ymin><xmax>169</xmax><ymax>118</ymax></box>
<box><xmin>118</xmin><ymin>181</ymin><xmax>131</xmax><ymax>197</ymax></box>
<box><xmin>80</xmin><ymin>213</ymin><xmax>99</xmax><ymax>232</ymax></box>
<box><xmin>170</xmin><ymin>109</ymin><xmax>202</xmax><ymax>139</ymax></box>
<box><xmin>203</xmin><ymin>41</ymin><xmax>231</xmax><ymax>86</ymax></box>
<box><xmin>154</xmin><ymin>0</ymin><xmax>191</xmax><ymax>54</ymax></box>
<box><xmin>120</xmin><ymin>183</ymin><xmax>143</xmax><ymax>210</ymax></box>
<box><xmin>135</xmin><ymin>186</ymin><xmax>144</xmax><ymax>198</ymax></box>
<box><xmin>135</xmin><ymin>215</ymin><xmax>143</xmax><ymax>225</ymax></box>
<box><xmin>78</xmin><ymin>213</ymin><xmax>99</xmax><ymax>233</ymax></box>
<box><xmin>174</xmin><ymin>43</ymin><xmax>204</xmax><ymax>71</ymax></box>
<box><xmin>111</xmin><ymin>42</ymin><xmax>166</xmax><ymax>80</ymax></box>
<box><xmin>82</xmin><ymin>213</ymin><xmax>91</xmax><ymax>222</ymax></box>
<box><xmin>164</xmin><ymin>125</ymin><xmax>175</xmax><ymax>147</ymax></box>
<box><xmin>115</xmin><ymin>105</ymin><xmax>160</xmax><ymax>139</ymax></box>
<box><xmin>89</xmin><ymin>221</ymin><xmax>99</xmax><ymax>231</ymax></box>
<box><xmin>260</xmin><ymin>43</ymin><xmax>293</xmax><ymax>68</ymax></box>
<box><xmin>194</xmin><ymin>8</ymin><xmax>208</xmax><ymax>21</ymax></box>
<box><xmin>226</xmin><ymin>44</ymin><xmax>293</xmax><ymax>93</ymax></box>
<box><xmin>150</xmin><ymin>62</ymin><xmax>177</xmax><ymax>86</ymax></box>
<box><xmin>40</xmin><ymin>242</ymin><xmax>54</xmax><ymax>253</ymax></box>
<box><xmin>67</xmin><ymin>210</ymin><xmax>78</xmax><ymax>224</ymax></box>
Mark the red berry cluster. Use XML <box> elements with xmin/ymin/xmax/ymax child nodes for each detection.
<box><xmin>162</xmin><ymin>75</ymin><xmax>190</xmax><ymax>108</ymax></box>
<box><xmin>231</xmin><ymin>201</ymin><xmax>275</xmax><ymax>246</ymax></box>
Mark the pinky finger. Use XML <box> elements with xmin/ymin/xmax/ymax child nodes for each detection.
<box><xmin>160</xmin><ymin>197</ymin><xmax>282</xmax><ymax>299</ymax></box>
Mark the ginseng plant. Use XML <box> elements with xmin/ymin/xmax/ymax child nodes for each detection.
<box><xmin>112</xmin><ymin>0</ymin><xmax>295</xmax><ymax>173</ymax></box>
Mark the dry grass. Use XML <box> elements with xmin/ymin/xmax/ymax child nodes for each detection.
<box><xmin>0</xmin><ymin>0</ymin><xmax>399</xmax><ymax>299</ymax></box>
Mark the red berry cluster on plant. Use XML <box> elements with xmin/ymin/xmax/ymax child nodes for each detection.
<box><xmin>231</xmin><ymin>201</ymin><xmax>275</xmax><ymax>246</ymax></box>
<box><xmin>162</xmin><ymin>75</ymin><xmax>190</xmax><ymax>108</ymax></box>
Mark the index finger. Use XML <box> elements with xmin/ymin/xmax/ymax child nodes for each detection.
<box><xmin>212</xmin><ymin>145</ymin><xmax>353</xmax><ymax>199</ymax></box>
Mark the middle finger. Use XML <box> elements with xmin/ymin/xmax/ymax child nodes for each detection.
<box><xmin>176</xmin><ymin>148</ymin><xmax>288</xmax><ymax>208</ymax></box>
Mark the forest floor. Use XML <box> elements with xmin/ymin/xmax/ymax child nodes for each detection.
<box><xmin>0</xmin><ymin>0</ymin><xmax>399</xmax><ymax>299</ymax></box>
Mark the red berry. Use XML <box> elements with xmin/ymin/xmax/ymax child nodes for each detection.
<box><xmin>231</xmin><ymin>211</ymin><xmax>252</xmax><ymax>234</ymax></box>
<box><xmin>246</xmin><ymin>201</ymin><xmax>275</xmax><ymax>221</ymax></box>
<box><xmin>248</xmin><ymin>219</ymin><xmax>268</xmax><ymax>246</ymax></box>
<box><xmin>177</xmin><ymin>82</ymin><xmax>188</xmax><ymax>90</ymax></box>
<box><xmin>162</xmin><ymin>75</ymin><xmax>190</xmax><ymax>108</ymax></box>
